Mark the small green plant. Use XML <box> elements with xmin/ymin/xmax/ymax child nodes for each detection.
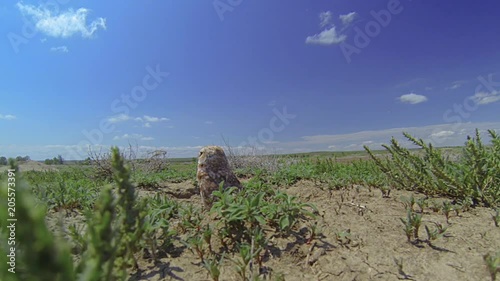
<box><xmin>380</xmin><ymin>185</ymin><xmax>391</xmax><ymax>198</ymax></box>
<box><xmin>67</xmin><ymin>223</ymin><xmax>87</xmax><ymax>255</ymax></box>
<box><xmin>203</xmin><ymin>255</ymin><xmax>223</xmax><ymax>281</ymax></box>
<box><xmin>203</xmin><ymin>225</ymin><xmax>214</xmax><ymax>254</ymax></box>
<box><xmin>400</xmin><ymin>210</ymin><xmax>422</xmax><ymax>242</ymax></box>
<box><xmin>442</xmin><ymin>201</ymin><xmax>453</xmax><ymax>223</ymax></box>
<box><xmin>424</xmin><ymin>222</ymin><xmax>448</xmax><ymax>245</ymax></box>
<box><xmin>400</xmin><ymin>195</ymin><xmax>416</xmax><ymax>211</ymax></box>
<box><xmin>412</xmin><ymin>212</ymin><xmax>422</xmax><ymax>240</ymax></box>
<box><xmin>185</xmin><ymin>234</ymin><xmax>206</xmax><ymax>263</ymax></box>
<box><xmin>429</xmin><ymin>199</ymin><xmax>441</xmax><ymax>213</ymax></box>
<box><xmin>306</xmin><ymin>221</ymin><xmax>322</xmax><ymax>244</ymax></box>
<box><xmin>231</xmin><ymin>243</ymin><xmax>254</xmax><ymax>281</ymax></box>
<box><xmin>179</xmin><ymin>204</ymin><xmax>203</xmax><ymax>233</ymax></box>
<box><xmin>484</xmin><ymin>252</ymin><xmax>500</xmax><ymax>281</ymax></box>
<box><xmin>334</xmin><ymin>229</ymin><xmax>352</xmax><ymax>247</ymax></box>
<box><xmin>416</xmin><ymin>197</ymin><xmax>428</xmax><ymax>213</ymax></box>
<box><xmin>493</xmin><ymin>208</ymin><xmax>500</xmax><ymax>227</ymax></box>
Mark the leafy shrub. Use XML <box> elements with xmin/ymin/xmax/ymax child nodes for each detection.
<box><xmin>365</xmin><ymin>129</ymin><xmax>500</xmax><ymax>207</ymax></box>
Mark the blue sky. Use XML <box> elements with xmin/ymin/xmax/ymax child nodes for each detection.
<box><xmin>1</xmin><ymin>0</ymin><xmax>499</xmax><ymax>160</ymax></box>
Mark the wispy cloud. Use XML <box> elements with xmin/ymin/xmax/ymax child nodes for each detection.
<box><xmin>107</xmin><ymin>114</ymin><xmax>132</xmax><ymax>123</ymax></box>
<box><xmin>276</xmin><ymin>122</ymin><xmax>500</xmax><ymax>152</ymax></box>
<box><xmin>446</xmin><ymin>80</ymin><xmax>465</xmax><ymax>90</ymax></box>
<box><xmin>306</xmin><ymin>26</ymin><xmax>346</xmax><ymax>45</ymax></box>
<box><xmin>339</xmin><ymin>12</ymin><xmax>357</xmax><ymax>25</ymax></box>
<box><xmin>398</xmin><ymin>93</ymin><xmax>428</xmax><ymax>104</ymax></box>
<box><xmin>139</xmin><ymin>115</ymin><xmax>169</xmax><ymax>122</ymax></box>
<box><xmin>319</xmin><ymin>11</ymin><xmax>332</xmax><ymax>28</ymax></box>
<box><xmin>471</xmin><ymin>90</ymin><xmax>500</xmax><ymax>105</ymax></box>
<box><xmin>113</xmin><ymin>134</ymin><xmax>154</xmax><ymax>141</ymax></box>
<box><xmin>0</xmin><ymin>114</ymin><xmax>16</xmax><ymax>120</ymax></box>
<box><xmin>204</xmin><ymin>121</ymin><xmax>214</xmax><ymax>125</ymax></box>
<box><xmin>107</xmin><ymin>114</ymin><xmax>170</xmax><ymax>127</ymax></box>
<box><xmin>430</xmin><ymin>130</ymin><xmax>455</xmax><ymax>138</ymax></box>
<box><xmin>17</xmin><ymin>3</ymin><xmax>106</xmax><ymax>38</ymax></box>
<box><xmin>50</xmin><ymin>45</ymin><xmax>68</xmax><ymax>53</ymax></box>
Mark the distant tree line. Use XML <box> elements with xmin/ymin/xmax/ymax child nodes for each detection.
<box><xmin>0</xmin><ymin>155</ymin><xmax>65</xmax><ymax>166</ymax></box>
<box><xmin>44</xmin><ymin>155</ymin><xmax>64</xmax><ymax>165</ymax></box>
<box><xmin>0</xmin><ymin>156</ymin><xmax>30</xmax><ymax>165</ymax></box>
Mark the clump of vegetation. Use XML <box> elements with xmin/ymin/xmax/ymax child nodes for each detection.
<box><xmin>365</xmin><ymin>129</ymin><xmax>500</xmax><ymax>207</ymax></box>
<box><xmin>0</xmin><ymin>162</ymin><xmax>75</xmax><ymax>281</ymax></box>
<box><xmin>0</xmin><ymin>147</ymin><xmax>147</xmax><ymax>281</ymax></box>
<box><xmin>484</xmin><ymin>252</ymin><xmax>500</xmax><ymax>281</ymax></box>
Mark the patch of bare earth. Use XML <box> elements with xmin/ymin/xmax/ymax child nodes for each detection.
<box><xmin>49</xmin><ymin>179</ymin><xmax>499</xmax><ymax>281</ymax></box>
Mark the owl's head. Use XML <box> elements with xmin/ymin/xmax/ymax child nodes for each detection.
<box><xmin>198</xmin><ymin>146</ymin><xmax>227</xmax><ymax>165</ymax></box>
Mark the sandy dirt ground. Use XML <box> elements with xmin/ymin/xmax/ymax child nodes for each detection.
<box><xmin>46</xmin><ymin>179</ymin><xmax>500</xmax><ymax>281</ymax></box>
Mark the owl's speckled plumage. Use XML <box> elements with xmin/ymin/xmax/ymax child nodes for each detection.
<box><xmin>197</xmin><ymin>146</ymin><xmax>242</xmax><ymax>208</ymax></box>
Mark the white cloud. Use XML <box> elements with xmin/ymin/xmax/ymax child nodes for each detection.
<box><xmin>113</xmin><ymin>134</ymin><xmax>154</xmax><ymax>141</ymax></box>
<box><xmin>339</xmin><ymin>12</ymin><xmax>357</xmax><ymax>25</ymax></box>
<box><xmin>107</xmin><ymin>114</ymin><xmax>169</xmax><ymax>126</ymax></box>
<box><xmin>204</xmin><ymin>121</ymin><xmax>214</xmax><ymax>125</ymax></box>
<box><xmin>471</xmin><ymin>90</ymin><xmax>500</xmax><ymax>105</ymax></box>
<box><xmin>50</xmin><ymin>45</ymin><xmax>68</xmax><ymax>53</ymax></box>
<box><xmin>17</xmin><ymin>3</ymin><xmax>106</xmax><ymax>38</ymax></box>
<box><xmin>306</xmin><ymin>26</ymin><xmax>346</xmax><ymax>45</ymax></box>
<box><xmin>107</xmin><ymin>114</ymin><xmax>132</xmax><ymax>123</ymax></box>
<box><xmin>274</xmin><ymin>122</ymin><xmax>500</xmax><ymax>153</ymax></box>
<box><xmin>430</xmin><ymin>130</ymin><xmax>455</xmax><ymax>138</ymax></box>
<box><xmin>143</xmin><ymin>115</ymin><xmax>169</xmax><ymax>122</ymax></box>
<box><xmin>319</xmin><ymin>11</ymin><xmax>332</xmax><ymax>28</ymax></box>
<box><xmin>398</xmin><ymin>93</ymin><xmax>428</xmax><ymax>104</ymax></box>
<box><xmin>0</xmin><ymin>114</ymin><xmax>16</xmax><ymax>120</ymax></box>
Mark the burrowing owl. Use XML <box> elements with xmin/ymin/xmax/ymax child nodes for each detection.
<box><xmin>197</xmin><ymin>146</ymin><xmax>242</xmax><ymax>208</ymax></box>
